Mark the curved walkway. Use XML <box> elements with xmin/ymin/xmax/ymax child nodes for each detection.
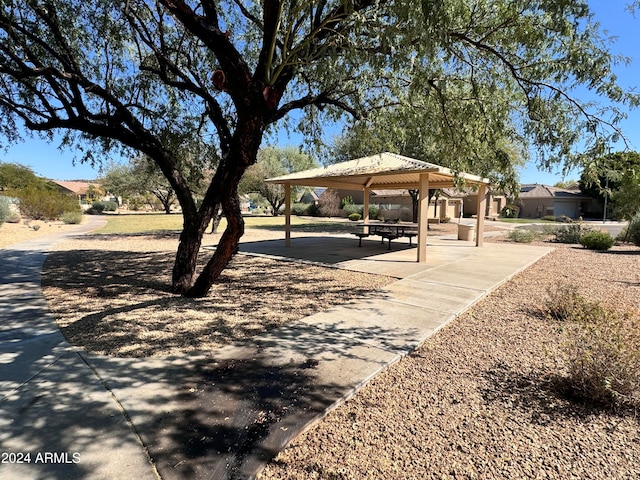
<box><xmin>0</xmin><ymin>220</ymin><xmax>553</xmax><ymax>480</ymax></box>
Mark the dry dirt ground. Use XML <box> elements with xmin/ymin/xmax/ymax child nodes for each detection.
<box><xmin>0</xmin><ymin>219</ymin><xmax>80</xmax><ymax>249</ymax></box>
<box><xmin>7</xmin><ymin>220</ymin><xmax>640</xmax><ymax>478</ymax></box>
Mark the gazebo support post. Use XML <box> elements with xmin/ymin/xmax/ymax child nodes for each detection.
<box><xmin>475</xmin><ymin>184</ymin><xmax>486</xmax><ymax>247</ymax></box>
<box><xmin>363</xmin><ymin>186</ymin><xmax>370</xmax><ymax>233</ymax></box>
<box><xmin>285</xmin><ymin>183</ymin><xmax>291</xmax><ymax>246</ymax></box>
<box><xmin>417</xmin><ymin>173</ymin><xmax>430</xmax><ymax>262</ymax></box>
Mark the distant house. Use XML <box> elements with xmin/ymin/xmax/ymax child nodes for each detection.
<box><xmin>51</xmin><ymin>180</ymin><xmax>114</xmax><ymax>207</ymax></box>
<box><xmin>516</xmin><ymin>184</ymin><xmax>600</xmax><ymax>219</ymax></box>
<box><xmin>298</xmin><ymin>187</ymin><xmax>491</xmax><ymax>220</ymax></box>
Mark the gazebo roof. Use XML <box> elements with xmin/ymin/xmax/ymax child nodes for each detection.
<box><xmin>266</xmin><ymin>152</ymin><xmax>489</xmax><ymax>190</ymax></box>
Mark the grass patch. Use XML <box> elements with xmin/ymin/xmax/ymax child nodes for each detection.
<box><xmin>95</xmin><ymin>213</ymin><xmax>184</xmax><ymax>235</ymax></box>
<box><xmin>95</xmin><ymin>213</ymin><xmax>355</xmax><ymax>236</ymax></box>
<box><xmin>498</xmin><ymin>218</ymin><xmax>558</xmax><ymax>224</ymax></box>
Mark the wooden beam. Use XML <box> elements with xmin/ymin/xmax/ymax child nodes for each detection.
<box><xmin>475</xmin><ymin>184</ymin><xmax>486</xmax><ymax>247</ymax></box>
<box><xmin>285</xmin><ymin>183</ymin><xmax>291</xmax><ymax>246</ymax></box>
<box><xmin>363</xmin><ymin>186</ymin><xmax>370</xmax><ymax>233</ymax></box>
<box><xmin>417</xmin><ymin>173</ymin><xmax>429</xmax><ymax>262</ymax></box>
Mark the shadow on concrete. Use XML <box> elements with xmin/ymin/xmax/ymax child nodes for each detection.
<box><xmin>238</xmin><ymin>235</ymin><xmax>415</xmax><ymax>265</ymax></box>
<box><xmin>87</xmin><ymin>313</ymin><xmax>409</xmax><ymax>479</ymax></box>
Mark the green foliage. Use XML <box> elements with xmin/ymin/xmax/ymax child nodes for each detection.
<box><xmin>290</xmin><ymin>203</ymin><xmax>311</xmax><ymax>216</ymax></box>
<box><xmin>579</xmin><ymin>231</ymin><xmax>615</xmax><ymax>251</ymax></box>
<box><xmin>627</xmin><ymin>213</ymin><xmax>640</xmax><ymax>247</ymax></box>
<box><xmin>501</xmin><ymin>205</ymin><xmax>520</xmax><ymax>218</ymax></box>
<box><xmin>60</xmin><ymin>210</ymin><xmax>83</xmax><ymax>224</ymax></box>
<box><xmin>0</xmin><ymin>162</ymin><xmax>44</xmax><ymax>192</ymax></box>
<box><xmin>0</xmin><ymin>196</ymin><xmax>10</xmax><ymax>225</ymax></box>
<box><xmin>16</xmin><ymin>188</ymin><xmax>81</xmax><ymax>221</ymax></box>
<box><xmin>580</xmin><ymin>151</ymin><xmax>640</xmax><ymax>221</ymax></box>
<box><xmin>368</xmin><ymin>204</ymin><xmax>380</xmax><ymax>220</ymax></box>
<box><xmin>342</xmin><ymin>203</ymin><xmax>362</xmax><ymax>217</ymax></box>
<box><xmin>554</xmin><ymin>222</ymin><xmax>593</xmax><ymax>244</ymax></box>
<box><xmin>348</xmin><ymin>213</ymin><xmax>361</xmax><ymax>222</ymax></box>
<box><xmin>239</xmin><ymin>147</ymin><xmax>316</xmax><ymax>216</ymax></box>
<box><xmin>340</xmin><ymin>196</ymin><xmax>354</xmax><ymax>208</ymax></box>
<box><xmin>507</xmin><ymin>228</ymin><xmax>537</xmax><ymax>243</ymax></box>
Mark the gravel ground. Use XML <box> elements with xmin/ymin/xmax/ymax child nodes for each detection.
<box><xmin>14</xmin><ymin>220</ymin><xmax>640</xmax><ymax>478</ymax></box>
<box><xmin>259</xmin><ymin>237</ymin><xmax>640</xmax><ymax>480</ymax></box>
<box><xmin>0</xmin><ymin>219</ymin><xmax>80</xmax><ymax>249</ymax></box>
<box><xmin>40</xmin><ymin>229</ymin><xmax>397</xmax><ymax>357</ymax></box>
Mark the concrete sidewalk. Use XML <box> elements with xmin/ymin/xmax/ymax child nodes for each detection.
<box><xmin>0</xmin><ymin>222</ymin><xmax>553</xmax><ymax>479</ymax></box>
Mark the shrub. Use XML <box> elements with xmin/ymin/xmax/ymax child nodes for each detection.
<box><xmin>554</xmin><ymin>222</ymin><xmax>592</xmax><ymax>244</ymax></box>
<box><xmin>628</xmin><ymin>212</ymin><xmax>640</xmax><ymax>247</ymax></box>
<box><xmin>342</xmin><ymin>203</ymin><xmax>362</xmax><ymax>217</ymax></box>
<box><xmin>340</xmin><ymin>195</ymin><xmax>353</xmax><ymax>208</ymax></box>
<box><xmin>17</xmin><ymin>187</ymin><xmax>81</xmax><ymax>220</ymax></box>
<box><xmin>561</xmin><ymin>308</ymin><xmax>640</xmax><ymax>406</ymax></box>
<box><xmin>291</xmin><ymin>203</ymin><xmax>311</xmax><ymax>216</ymax></box>
<box><xmin>348</xmin><ymin>213</ymin><xmax>361</xmax><ymax>221</ymax></box>
<box><xmin>543</xmin><ymin>282</ymin><xmax>603</xmax><ymax>323</ymax></box>
<box><xmin>541</xmin><ymin>215</ymin><xmax>557</xmax><ymax>222</ymax></box>
<box><xmin>61</xmin><ymin>211</ymin><xmax>83</xmax><ymax>224</ymax></box>
<box><xmin>507</xmin><ymin>228</ymin><xmax>537</xmax><ymax>243</ymax></box>
<box><xmin>0</xmin><ymin>196</ymin><xmax>9</xmax><ymax>226</ymax></box>
<box><xmin>318</xmin><ymin>189</ymin><xmax>341</xmax><ymax>217</ymax></box>
<box><xmin>6</xmin><ymin>213</ymin><xmax>21</xmax><ymax>223</ymax></box>
<box><xmin>501</xmin><ymin>204</ymin><xmax>520</xmax><ymax>218</ymax></box>
<box><xmin>579</xmin><ymin>231</ymin><xmax>615</xmax><ymax>250</ymax></box>
<box><xmin>368</xmin><ymin>204</ymin><xmax>379</xmax><ymax>220</ymax></box>
<box><xmin>91</xmin><ymin>200</ymin><xmax>117</xmax><ymax>212</ymax></box>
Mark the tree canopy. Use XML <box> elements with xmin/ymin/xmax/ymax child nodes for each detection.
<box><xmin>239</xmin><ymin>146</ymin><xmax>316</xmax><ymax>215</ymax></box>
<box><xmin>0</xmin><ymin>0</ymin><xmax>637</xmax><ymax>296</ymax></box>
<box><xmin>579</xmin><ymin>151</ymin><xmax>640</xmax><ymax>220</ymax></box>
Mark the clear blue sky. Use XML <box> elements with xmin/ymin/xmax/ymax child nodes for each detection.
<box><xmin>1</xmin><ymin>0</ymin><xmax>638</xmax><ymax>185</ymax></box>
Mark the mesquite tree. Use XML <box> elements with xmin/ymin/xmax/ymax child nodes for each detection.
<box><xmin>0</xmin><ymin>0</ymin><xmax>637</xmax><ymax>297</ymax></box>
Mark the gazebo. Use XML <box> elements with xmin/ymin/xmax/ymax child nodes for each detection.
<box><xmin>266</xmin><ymin>152</ymin><xmax>490</xmax><ymax>263</ymax></box>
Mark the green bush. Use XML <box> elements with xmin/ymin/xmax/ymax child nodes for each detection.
<box><xmin>61</xmin><ymin>211</ymin><xmax>83</xmax><ymax>224</ymax></box>
<box><xmin>17</xmin><ymin>188</ymin><xmax>81</xmax><ymax>221</ymax></box>
<box><xmin>6</xmin><ymin>213</ymin><xmax>20</xmax><ymax>223</ymax></box>
<box><xmin>342</xmin><ymin>203</ymin><xmax>362</xmax><ymax>217</ymax></box>
<box><xmin>291</xmin><ymin>203</ymin><xmax>311</xmax><ymax>216</ymax></box>
<box><xmin>0</xmin><ymin>196</ymin><xmax>10</xmax><ymax>226</ymax></box>
<box><xmin>507</xmin><ymin>228</ymin><xmax>537</xmax><ymax>243</ymax></box>
<box><xmin>501</xmin><ymin>204</ymin><xmax>520</xmax><ymax>218</ymax></box>
<box><xmin>554</xmin><ymin>222</ymin><xmax>593</xmax><ymax>244</ymax></box>
<box><xmin>628</xmin><ymin>213</ymin><xmax>640</xmax><ymax>247</ymax></box>
<box><xmin>579</xmin><ymin>231</ymin><xmax>615</xmax><ymax>250</ymax></box>
<box><xmin>348</xmin><ymin>213</ymin><xmax>361</xmax><ymax>221</ymax></box>
<box><xmin>368</xmin><ymin>204</ymin><xmax>379</xmax><ymax>220</ymax></box>
<box><xmin>91</xmin><ymin>200</ymin><xmax>118</xmax><ymax>212</ymax></box>
<box><xmin>340</xmin><ymin>195</ymin><xmax>353</xmax><ymax>208</ymax></box>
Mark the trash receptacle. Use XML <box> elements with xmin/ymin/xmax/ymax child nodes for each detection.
<box><xmin>457</xmin><ymin>224</ymin><xmax>476</xmax><ymax>241</ymax></box>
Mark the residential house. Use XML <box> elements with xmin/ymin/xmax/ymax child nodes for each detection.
<box><xmin>516</xmin><ymin>183</ymin><xmax>600</xmax><ymax>219</ymax></box>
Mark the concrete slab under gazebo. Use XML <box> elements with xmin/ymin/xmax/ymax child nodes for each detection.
<box><xmin>266</xmin><ymin>152</ymin><xmax>491</xmax><ymax>263</ymax></box>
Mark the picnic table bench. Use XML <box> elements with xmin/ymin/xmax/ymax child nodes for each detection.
<box><xmin>352</xmin><ymin>223</ymin><xmax>418</xmax><ymax>250</ymax></box>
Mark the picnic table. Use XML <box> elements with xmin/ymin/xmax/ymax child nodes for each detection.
<box><xmin>352</xmin><ymin>223</ymin><xmax>418</xmax><ymax>250</ymax></box>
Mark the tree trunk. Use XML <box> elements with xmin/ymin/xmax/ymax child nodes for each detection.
<box><xmin>209</xmin><ymin>205</ymin><xmax>223</xmax><ymax>233</ymax></box>
<box><xmin>185</xmin><ymin>184</ymin><xmax>244</xmax><ymax>298</ymax></box>
<box><xmin>173</xmin><ymin>115</ymin><xmax>264</xmax><ymax>297</ymax></box>
<box><xmin>171</xmin><ymin>214</ymin><xmax>211</xmax><ymax>293</ymax></box>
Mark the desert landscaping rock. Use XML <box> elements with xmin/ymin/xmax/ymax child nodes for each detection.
<box><xmin>259</xmin><ymin>240</ymin><xmax>640</xmax><ymax>479</ymax></box>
